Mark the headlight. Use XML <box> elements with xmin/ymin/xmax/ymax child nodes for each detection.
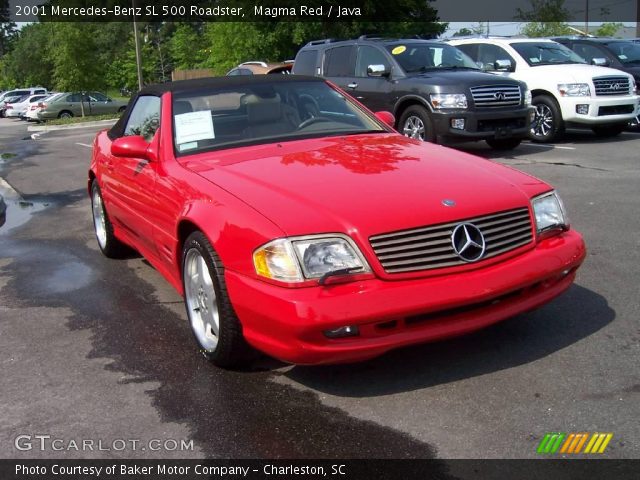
<box><xmin>524</xmin><ymin>89</ymin><xmax>532</xmax><ymax>106</ymax></box>
<box><xmin>253</xmin><ymin>235</ymin><xmax>370</xmax><ymax>283</ymax></box>
<box><xmin>532</xmin><ymin>191</ymin><xmax>568</xmax><ymax>234</ymax></box>
<box><xmin>557</xmin><ymin>83</ymin><xmax>590</xmax><ymax>97</ymax></box>
<box><xmin>430</xmin><ymin>93</ymin><xmax>467</xmax><ymax>109</ymax></box>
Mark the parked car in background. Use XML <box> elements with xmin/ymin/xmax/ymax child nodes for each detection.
<box><xmin>553</xmin><ymin>36</ymin><xmax>640</xmax><ymax>129</ymax></box>
<box><xmin>293</xmin><ymin>37</ymin><xmax>534</xmax><ymax>150</ymax></box>
<box><xmin>5</xmin><ymin>94</ymin><xmax>49</xmax><ymax>119</ymax></box>
<box><xmin>89</xmin><ymin>75</ymin><xmax>585</xmax><ymax>367</ymax></box>
<box><xmin>0</xmin><ymin>87</ymin><xmax>48</xmax><ymax>117</ymax></box>
<box><xmin>25</xmin><ymin>93</ymin><xmax>65</xmax><ymax>122</ymax></box>
<box><xmin>226</xmin><ymin>60</ymin><xmax>293</xmax><ymax>76</ymax></box>
<box><xmin>449</xmin><ymin>37</ymin><xmax>640</xmax><ymax>141</ymax></box>
<box><xmin>1</xmin><ymin>95</ymin><xmax>28</xmax><ymax>117</ymax></box>
<box><xmin>38</xmin><ymin>91</ymin><xmax>128</xmax><ymax>120</ymax></box>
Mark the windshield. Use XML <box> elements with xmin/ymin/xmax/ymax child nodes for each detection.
<box><xmin>606</xmin><ymin>42</ymin><xmax>640</xmax><ymax>65</ymax></box>
<box><xmin>172</xmin><ymin>80</ymin><xmax>386</xmax><ymax>155</ymax></box>
<box><xmin>386</xmin><ymin>43</ymin><xmax>479</xmax><ymax>73</ymax></box>
<box><xmin>511</xmin><ymin>42</ymin><xmax>587</xmax><ymax>66</ymax></box>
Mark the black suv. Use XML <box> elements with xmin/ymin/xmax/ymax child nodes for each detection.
<box><xmin>293</xmin><ymin>37</ymin><xmax>534</xmax><ymax>150</ymax></box>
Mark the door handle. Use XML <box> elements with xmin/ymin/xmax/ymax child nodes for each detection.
<box><xmin>347</xmin><ymin>82</ymin><xmax>358</xmax><ymax>89</ymax></box>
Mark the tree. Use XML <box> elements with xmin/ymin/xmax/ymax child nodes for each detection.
<box><xmin>593</xmin><ymin>22</ymin><xmax>623</xmax><ymax>37</ymax></box>
<box><xmin>169</xmin><ymin>23</ymin><xmax>207</xmax><ymax>70</ymax></box>
<box><xmin>453</xmin><ymin>28</ymin><xmax>473</xmax><ymax>37</ymax></box>
<box><xmin>516</xmin><ymin>0</ymin><xmax>571</xmax><ymax>37</ymax></box>
<box><xmin>0</xmin><ymin>23</ymin><xmax>53</xmax><ymax>89</ymax></box>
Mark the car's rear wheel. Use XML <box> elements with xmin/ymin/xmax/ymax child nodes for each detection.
<box><xmin>486</xmin><ymin>138</ymin><xmax>522</xmax><ymax>150</ymax></box>
<box><xmin>591</xmin><ymin>123</ymin><xmax>626</xmax><ymax>137</ymax></box>
<box><xmin>182</xmin><ymin>231</ymin><xmax>251</xmax><ymax>368</ymax></box>
<box><xmin>399</xmin><ymin>105</ymin><xmax>436</xmax><ymax>142</ymax></box>
<box><xmin>530</xmin><ymin>95</ymin><xmax>564</xmax><ymax>143</ymax></box>
<box><xmin>58</xmin><ymin>110</ymin><xmax>73</xmax><ymax>119</ymax></box>
<box><xmin>91</xmin><ymin>180</ymin><xmax>128</xmax><ymax>258</ymax></box>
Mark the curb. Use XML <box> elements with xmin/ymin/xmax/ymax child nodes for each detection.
<box><xmin>27</xmin><ymin>119</ymin><xmax>118</xmax><ymax>132</ymax></box>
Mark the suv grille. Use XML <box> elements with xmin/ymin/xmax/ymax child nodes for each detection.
<box><xmin>470</xmin><ymin>85</ymin><xmax>522</xmax><ymax>107</ymax></box>
<box><xmin>593</xmin><ymin>76</ymin><xmax>631</xmax><ymax>96</ymax></box>
<box><xmin>369</xmin><ymin>207</ymin><xmax>533</xmax><ymax>274</ymax></box>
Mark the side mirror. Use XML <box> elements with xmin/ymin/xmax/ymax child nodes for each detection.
<box><xmin>375</xmin><ymin>111</ymin><xmax>395</xmax><ymax>128</ymax></box>
<box><xmin>367</xmin><ymin>64</ymin><xmax>390</xmax><ymax>78</ymax></box>
<box><xmin>495</xmin><ymin>59</ymin><xmax>513</xmax><ymax>71</ymax></box>
<box><xmin>591</xmin><ymin>57</ymin><xmax>610</xmax><ymax>67</ymax></box>
<box><xmin>111</xmin><ymin>136</ymin><xmax>153</xmax><ymax>160</ymax></box>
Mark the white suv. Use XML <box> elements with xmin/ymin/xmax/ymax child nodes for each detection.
<box><xmin>449</xmin><ymin>38</ymin><xmax>640</xmax><ymax>142</ymax></box>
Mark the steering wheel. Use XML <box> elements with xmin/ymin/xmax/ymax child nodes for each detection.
<box><xmin>299</xmin><ymin>94</ymin><xmax>320</xmax><ymax>119</ymax></box>
<box><xmin>297</xmin><ymin>116</ymin><xmax>330</xmax><ymax>130</ymax></box>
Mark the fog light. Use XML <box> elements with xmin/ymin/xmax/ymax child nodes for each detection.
<box><xmin>451</xmin><ymin>118</ymin><xmax>465</xmax><ymax>130</ymax></box>
<box><xmin>324</xmin><ymin>325</ymin><xmax>359</xmax><ymax>338</ymax></box>
<box><xmin>576</xmin><ymin>104</ymin><xmax>589</xmax><ymax>115</ymax></box>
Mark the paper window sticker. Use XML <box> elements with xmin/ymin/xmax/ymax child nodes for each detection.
<box><xmin>175</xmin><ymin>110</ymin><xmax>215</xmax><ymax>145</ymax></box>
<box><xmin>392</xmin><ymin>46</ymin><xmax>406</xmax><ymax>55</ymax></box>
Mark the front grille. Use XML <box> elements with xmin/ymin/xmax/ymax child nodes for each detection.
<box><xmin>598</xmin><ymin>104</ymin><xmax>635</xmax><ymax>116</ymax></box>
<box><xmin>470</xmin><ymin>85</ymin><xmax>522</xmax><ymax>107</ymax></box>
<box><xmin>593</xmin><ymin>76</ymin><xmax>631</xmax><ymax>96</ymax></box>
<box><xmin>369</xmin><ymin>207</ymin><xmax>533</xmax><ymax>274</ymax></box>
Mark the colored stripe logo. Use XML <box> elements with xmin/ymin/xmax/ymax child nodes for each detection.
<box><xmin>537</xmin><ymin>432</ymin><xmax>613</xmax><ymax>454</ymax></box>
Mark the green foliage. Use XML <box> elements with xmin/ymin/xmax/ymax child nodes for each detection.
<box><xmin>519</xmin><ymin>22</ymin><xmax>572</xmax><ymax>37</ymax></box>
<box><xmin>593</xmin><ymin>23</ymin><xmax>623</xmax><ymax>37</ymax></box>
<box><xmin>516</xmin><ymin>0</ymin><xmax>571</xmax><ymax>37</ymax></box>
<box><xmin>0</xmin><ymin>23</ymin><xmax>53</xmax><ymax>89</ymax></box>
<box><xmin>170</xmin><ymin>23</ymin><xmax>207</xmax><ymax>70</ymax></box>
<box><xmin>453</xmin><ymin>28</ymin><xmax>473</xmax><ymax>37</ymax></box>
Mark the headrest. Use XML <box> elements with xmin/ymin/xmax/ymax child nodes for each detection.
<box><xmin>243</xmin><ymin>93</ymin><xmax>282</xmax><ymax>124</ymax></box>
<box><xmin>173</xmin><ymin>101</ymin><xmax>193</xmax><ymax>115</ymax></box>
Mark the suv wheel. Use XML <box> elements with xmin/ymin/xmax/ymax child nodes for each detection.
<box><xmin>530</xmin><ymin>96</ymin><xmax>564</xmax><ymax>143</ymax></box>
<box><xmin>591</xmin><ymin>124</ymin><xmax>625</xmax><ymax>138</ymax></box>
<box><xmin>398</xmin><ymin>105</ymin><xmax>436</xmax><ymax>142</ymax></box>
<box><xmin>486</xmin><ymin>138</ymin><xmax>522</xmax><ymax>150</ymax></box>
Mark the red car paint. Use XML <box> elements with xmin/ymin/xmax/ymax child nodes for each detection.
<box><xmin>89</xmin><ymin>81</ymin><xmax>585</xmax><ymax>365</ymax></box>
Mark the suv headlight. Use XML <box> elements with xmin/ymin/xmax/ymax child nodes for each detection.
<box><xmin>430</xmin><ymin>93</ymin><xmax>468</xmax><ymax>109</ymax></box>
<box><xmin>557</xmin><ymin>83</ymin><xmax>590</xmax><ymax>97</ymax></box>
<box><xmin>253</xmin><ymin>235</ymin><xmax>370</xmax><ymax>283</ymax></box>
<box><xmin>532</xmin><ymin>191</ymin><xmax>568</xmax><ymax>235</ymax></box>
<box><xmin>524</xmin><ymin>89</ymin><xmax>532</xmax><ymax>106</ymax></box>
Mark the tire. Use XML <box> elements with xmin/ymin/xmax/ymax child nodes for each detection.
<box><xmin>181</xmin><ymin>231</ymin><xmax>252</xmax><ymax>368</ymax></box>
<box><xmin>398</xmin><ymin>105</ymin><xmax>436</xmax><ymax>142</ymax></box>
<box><xmin>91</xmin><ymin>180</ymin><xmax>128</xmax><ymax>258</ymax></box>
<box><xmin>58</xmin><ymin>110</ymin><xmax>73</xmax><ymax>119</ymax></box>
<box><xmin>591</xmin><ymin>124</ymin><xmax>626</xmax><ymax>138</ymax></box>
<box><xmin>486</xmin><ymin>138</ymin><xmax>522</xmax><ymax>150</ymax></box>
<box><xmin>530</xmin><ymin>95</ymin><xmax>564</xmax><ymax>143</ymax></box>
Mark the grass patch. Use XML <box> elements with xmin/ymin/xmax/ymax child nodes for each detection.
<box><xmin>1</xmin><ymin>152</ymin><xmax>17</xmax><ymax>159</ymax></box>
<box><xmin>46</xmin><ymin>113</ymin><xmax>121</xmax><ymax>126</ymax></box>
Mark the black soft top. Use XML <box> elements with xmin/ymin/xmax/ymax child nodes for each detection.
<box><xmin>109</xmin><ymin>75</ymin><xmax>323</xmax><ymax>138</ymax></box>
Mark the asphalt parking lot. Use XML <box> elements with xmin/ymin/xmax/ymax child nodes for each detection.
<box><xmin>0</xmin><ymin>118</ymin><xmax>638</xmax><ymax>460</ymax></box>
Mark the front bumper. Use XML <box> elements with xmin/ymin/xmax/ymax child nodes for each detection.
<box><xmin>432</xmin><ymin>106</ymin><xmax>534</xmax><ymax>142</ymax></box>
<box><xmin>559</xmin><ymin>95</ymin><xmax>640</xmax><ymax>125</ymax></box>
<box><xmin>225</xmin><ymin>230</ymin><xmax>586</xmax><ymax>365</ymax></box>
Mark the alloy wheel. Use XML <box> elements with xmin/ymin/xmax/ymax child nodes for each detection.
<box><xmin>402</xmin><ymin>115</ymin><xmax>426</xmax><ymax>140</ymax></box>
<box><xmin>532</xmin><ymin>104</ymin><xmax>553</xmax><ymax>138</ymax></box>
<box><xmin>183</xmin><ymin>249</ymin><xmax>219</xmax><ymax>351</ymax></box>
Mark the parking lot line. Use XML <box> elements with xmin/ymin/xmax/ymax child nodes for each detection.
<box><xmin>522</xmin><ymin>143</ymin><xmax>576</xmax><ymax>150</ymax></box>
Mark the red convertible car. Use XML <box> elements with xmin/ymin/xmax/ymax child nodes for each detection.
<box><xmin>89</xmin><ymin>76</ymin><xmax>585</xmax><ymax>367</ymax></box>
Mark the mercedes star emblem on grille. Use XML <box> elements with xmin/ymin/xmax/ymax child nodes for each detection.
<box><xmin>451</xmin><ymin>223</ymin><xmax>486</xmax><ymax>262</ymax></box>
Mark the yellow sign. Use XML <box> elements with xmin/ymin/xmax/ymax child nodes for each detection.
<box><xmin>391</xmin><ymin>46</ymin><xmax>406</xmax><ymax>55</ymax></box>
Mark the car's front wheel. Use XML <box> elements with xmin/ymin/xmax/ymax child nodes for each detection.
<box><xmin>398</xmin><ymin>105</ymin><xmax>436</xmax><ymax>142</ymax></box>
<box><xmin>58</xmin><ymin>110</ymin><xmax>73</xmax><ymax>119</ymax></box>
<box><xmin>91</xmin><ymin>180</ymin><xmax>128</xmax><ymax>258</ymax></box>
<box><xmin>182</xmin><ymin>231</ymin><xmax>251</xmax><ymax>368</ymax></box>
<box><xmin>530</xmin><ymin>95</ymin><xmax>564</xmax><ymax>143</ymax></box>
<box><xmin>486</xmin><ymin>138</ymin><xmax>522</xmax><ymax>150</ymax></box>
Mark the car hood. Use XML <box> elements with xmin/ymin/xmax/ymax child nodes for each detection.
<box><xmin>530</xmin><ymin>63</ymin><xmax>633</xmax><ymax>82</ymax></box>
<box><xmin>405</xmin><ymin>69</ymin><xmax>520</xmax><ymax>87</ymax></box>
<box><xmin>182</xmin><ymin>134</ymin><xmax>549</xmax><ymax>238</ymax></box>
